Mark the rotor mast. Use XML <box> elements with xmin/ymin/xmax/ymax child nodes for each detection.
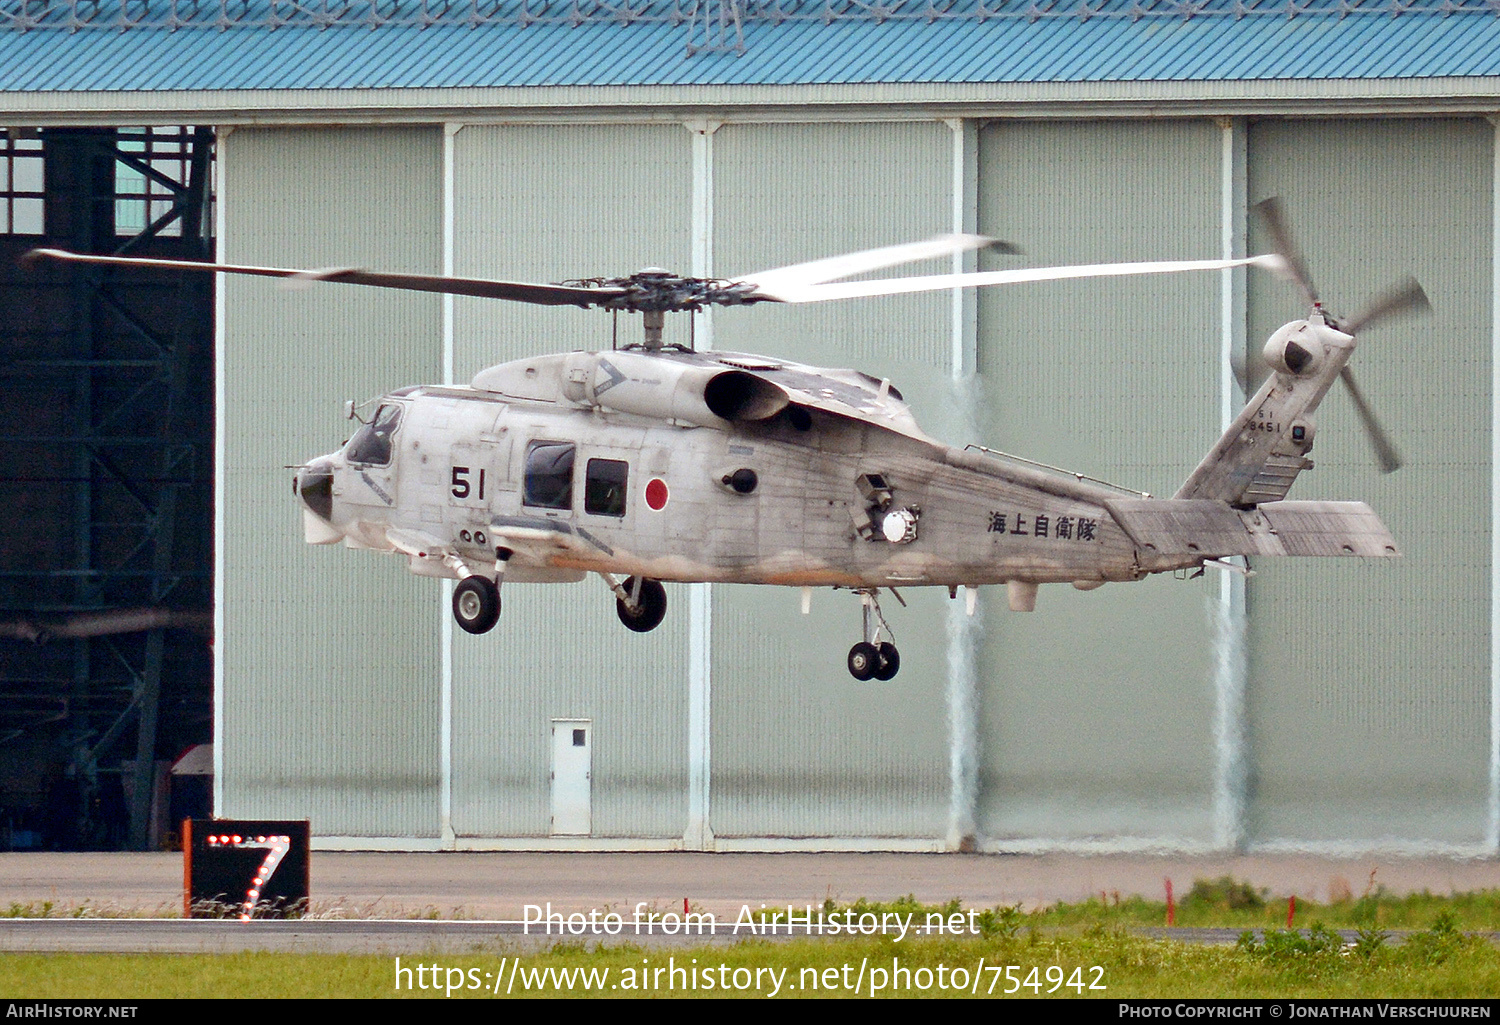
<box><xmin>642</xmin><ymin>309</ymin><xmax>666</xmax><ymax>351</ymax></box>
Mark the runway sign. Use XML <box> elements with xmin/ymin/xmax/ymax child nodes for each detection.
<box><xmin>184</xmin><ymin>819</ymin><xmax>310</xmax><ymax>919</ymax></box>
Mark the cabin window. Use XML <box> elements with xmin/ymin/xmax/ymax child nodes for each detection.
<box><xmin>524</xmin><ymin>441</ymin><xmax>575</xmax><ymax>510</ymax></box>
<box><xmin>584</xmin><ymin>458</ymin><xmax>629</xmax><ymax>517</ymax></box>
<box><xmin>345</xmin><ymin>403</ymin><xmax>402</xmax><ymax>466</ymax></box>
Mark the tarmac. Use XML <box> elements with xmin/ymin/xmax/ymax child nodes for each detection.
<box><xmin>3</xmin><ymin>850</ymin><xmax>1497</xmax><ymax>920</ymax></box>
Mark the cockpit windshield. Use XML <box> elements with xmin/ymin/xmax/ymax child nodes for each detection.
<box><xmin>345</xmin><ymin>403</ymin><xmax>403</xmax><ymax>466</ymax></box>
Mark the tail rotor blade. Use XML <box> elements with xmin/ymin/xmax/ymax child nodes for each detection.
<box><xmin>1253</xmin><ymin>197</ymin><xmax>1320</xmax><ymax>309</ymax></box>
<box><xmin>1229</xmin><ymin>347</ymin><xmax>1248</xmax><ymax>396</ymax></box>
<box><xmin>1339</xmin><ymin>365</ymin><xmax>1402</xmax><ymax>473</ymax></box>
<box><xmin>1249</xmin><ymin>201</ymin><xmax>1422</xmax><ymax>476</ymax></box>
<box><xmin>1229</xmin><ymin>347</ymin><xmax>1270</xmax><ymax>398</ymax></box>
<box><xmin>1341</xmin><ymin>277</ymin><xmax>1431</xmax><ymax>336</ymax></box>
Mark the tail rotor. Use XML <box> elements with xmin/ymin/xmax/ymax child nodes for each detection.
<box><xmin>1252</xmin><ymin>198</ymin><xmax>1430</xmax><ymax>475</ymax></box>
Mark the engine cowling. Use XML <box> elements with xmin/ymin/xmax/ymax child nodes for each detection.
<box><xmin>560</xmin><ymin>351</ymin><xmax>789</xmax><ymax>428</ymax></box>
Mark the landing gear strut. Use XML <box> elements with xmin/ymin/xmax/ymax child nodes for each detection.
<box><xmin>847</xmin><ymin>588</ymin><xmax>899</xmax><ymax>681</ymax></box>
<box><xmin>450</xmin><ymin>548</ymin><xmax>509</xmax><ymax>636</ymax></box>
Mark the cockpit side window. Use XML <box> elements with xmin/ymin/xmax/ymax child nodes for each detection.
<box><xmin>584</xmin><ymin>458</ymin><xmax>628</xmax><ymax>517</ymax></box>
<box><xmin>524</xmin><ymin>441</ymin><xmax>575</xmax><ymax>510</ymax></box>
<box><xmin>346</xmin><ymin>403</ymin><xmax>403</xmax><ymax>466</ymax></box>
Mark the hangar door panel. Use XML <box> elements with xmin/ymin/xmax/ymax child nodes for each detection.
<box><xmin>972</xmin><ymin>120</ymin><xmax>1222</xmax><ymax>845</ymax></box>
<box><xmin>448</xmin><ymin>124</ymin><xmax>691</xmax><ymax>838</ymax></box>
<box><xmin>709</xmin><ymin>121</ymin><xmax>951</xmax><ymax>838</ymax></box>
<box><xmin>219</xmin><ymin>126</ymin><xmax>444</xmax><ymax>837</ymax></box>
<box><xmin>1243</xmin><ymin>118</ymin><xmax>1492</xmax><ymax>848</ymax></box>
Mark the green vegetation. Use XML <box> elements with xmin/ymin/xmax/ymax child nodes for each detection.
<box><xmin>1034</xmin><ymin>875</ymin><xmax>1500</xmax><ymax>932</ymax></box>
<box><xmin>10</xmin><ymin>874</ymin><xmax>1498</xmax><ymax>932</ymax></box>
<box><xmin>748</xmin><ymin>878</ymin><xmax>1500</xmax><ymax>934</ymax></box>
<box><xmin>4</xmin><ymin>916</ymin><xmax>1499</xmax><ymax>999</ymax></box>
<box><xmin>4</xmin><ymin>881</ymin><xmax>1499</xmax><ymax>998</ymax></box>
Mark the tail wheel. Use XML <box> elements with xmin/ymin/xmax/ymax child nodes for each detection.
<box><xmin>872</xmin><ymin>642</ymin><xmax>900</xmax><ymax>681</ymax></box>
<box><xmin>847</xmin><ymin>641</ymin><xmax>879</xmax><ymax>681</ymax></box>
<box><xmin>616</xmin><ymin>577</ymin><xmax>667</xmax><ymax>633</ymax></box>
<box><xmin>453</xmin><ymin>576</ymin><xmax>501</xmax><ymax>635</ymax></box>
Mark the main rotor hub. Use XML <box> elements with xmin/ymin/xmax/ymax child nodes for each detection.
<box><xmin>561</xmin><ymin>271</ymin><xmax>764</xmax><ymax>313</ymax></box>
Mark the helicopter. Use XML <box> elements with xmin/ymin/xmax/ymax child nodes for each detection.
<box><xmin>26</xmin><ymin>200</ymin><xmax>1423</xmax><ymax>680</ymax></box>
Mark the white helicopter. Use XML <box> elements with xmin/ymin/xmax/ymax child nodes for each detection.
<box><xmin>27</xmin><ymin>200</ymin><xmax>1422</xmax><ymax>680</ymax></box>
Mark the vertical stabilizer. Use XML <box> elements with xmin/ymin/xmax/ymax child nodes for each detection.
<box><xmin>1175</xmin><ymin>316</ymin><xmax>1353</xmax><ymax>506</ymax></box>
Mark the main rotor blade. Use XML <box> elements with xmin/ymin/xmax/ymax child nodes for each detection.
<box><xmin>735</xmin><ymin>234</ymin><xmax>1015</xmax><ymax>293</ymax></box>
<box><xmin>1339</xmin><ymin>365</ymin><xmax>1402</xmax><ymax>474</ymax></box>
<box><xmin>752</xmin><ymin>254</ymin><xmax>1287</xmax><ymax>303</ymax></box>
<box><xmin>1253</xmin><ymin>197</ymin><xmax>1320</xmax><ymax>309</ymax></box>
<box><xmin>22</xmin><ymin>248</ymin><xmax>624</xmax><ymax>307</ymax></box>
<box><xmin>1341</xmin><ymin>277</ymin><xmax>1431</xmax><ymax>336</ymax></box>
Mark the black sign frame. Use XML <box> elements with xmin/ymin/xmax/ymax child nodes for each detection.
<box><xmin>183</xmin><ymin>819</ymin><xmax>310</xmax><ymax>919</ymax></box>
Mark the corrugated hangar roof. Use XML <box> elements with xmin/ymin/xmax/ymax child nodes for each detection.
<box><xmin>0</xmin><ymin>0</ymin><xmax>1498</xmax><ymax>91</ymax></box>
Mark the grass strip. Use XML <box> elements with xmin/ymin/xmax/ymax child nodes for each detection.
<box><xmin>4</xmin><ymin>921</ymin><xmax>1499</xmax><ymax>999</ymax></box>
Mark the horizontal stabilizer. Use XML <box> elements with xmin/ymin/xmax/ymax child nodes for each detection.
<box><xmin>1105</xmin><ymin>499</ymin><xmax>1399</xmax><ymax>559</ymax></box>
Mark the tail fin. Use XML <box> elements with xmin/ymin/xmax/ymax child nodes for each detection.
<box><xmin>1175</xmin><ymin>316</ymin><xmax>1352</xmax><ymax>506</ymax></box>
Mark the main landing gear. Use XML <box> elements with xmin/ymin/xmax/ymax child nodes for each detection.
<box><xmin>603</xmin><ymin>573</ymin><xmax>667</xmax><ymax>633</ymax></box>
<box><xmin>451</xmin><ymin>547</ymin><xmax>510</xmax><ymax>635</ymax></box>
<box><xmin>847</xmin><ymin>588</ymin><xmax>900</xmax><ymax>681</ymax></box>
<box><xmin>453</xmin><ymin>575</ymin><xmax>501</xmax><ymax>634</ymax></box>
<box><xmin>453</xmin><ymin>568</ymin><xmax>670</xmax><ymax>636</ymax></box>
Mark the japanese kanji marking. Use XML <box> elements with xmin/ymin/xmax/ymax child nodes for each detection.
<box><xmin>986</xmin><ymin>511</ymin><xmax>1098</xmax><ymax>541</ymax></box>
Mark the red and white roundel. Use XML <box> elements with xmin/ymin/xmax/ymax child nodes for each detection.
<box><xmin>645</xmin><ymin>478</ymin><xmax>669</xmax><ymax>511</ymax></box>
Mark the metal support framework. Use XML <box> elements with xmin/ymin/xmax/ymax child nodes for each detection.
<box><xmin>4</xmin><ymin>0</ymin><xmax>1492</xmax><ymax>33</ymax></box>
<box><xmin>1489</xmin><ymin>115</ymin><xmax>1500</xmax><ymax>856</ymax></box>
<box><xmin>944</xmin><ymin>116</ymin><xmax>980</xmax><ymax>851</ymax></box>
<box><xmin>0</xmin><ymin>126</ymin><xmax>215</xmax><ymax>851</ymax></box>
<box><xmin>439</xmin><ymin>121</ymin><xmax>460</xmax><ymax>849</ymax></box>
<box><xmin>685</xmin><ymin>117</ymin><xmax>717</xmax><ymax>851</ymax></box>
<box><xmin>1213</xmin><ymin>117</ymin><xmax>1250</xmax><ymax>853</ymax></box>
<box><xmin>686</xmin><ymin>0</ymin><xmax>746</xmax><ymax>55</ymax></box>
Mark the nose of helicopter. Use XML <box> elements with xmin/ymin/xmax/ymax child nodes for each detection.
<box><xmin>296</xmin><ymin>458</ymin><xmax>335</xmax><ymax>519</ymax></box>
<box><xmin>294</xmin><ymin>457</ymin><xmax>344</xmax><ymax>544</ymax></box>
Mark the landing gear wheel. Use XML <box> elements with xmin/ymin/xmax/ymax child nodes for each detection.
<box><xmin>616</xmin><ymin>577</ymin><xmax>667</xmax><ymax>633</ymax></box>
<box><xmin>847</xmin><ymin>641</ymin><xmax>879</xmax><ymax>681</ymax></box>
<box><xmin>872</xmin><ymin>642</ymin><xmax>900</xmax><ymax>681</ymax></box>
<box><xmin>453</xmin><ymin>576</ymin><xmax>501</xmax><ymax>635</ymax></box>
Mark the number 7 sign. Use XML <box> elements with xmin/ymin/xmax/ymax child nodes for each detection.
<box><xmin>184</xmin><ymin>819</ymin><xmax>310</xmax><ymax>919</ymax></box>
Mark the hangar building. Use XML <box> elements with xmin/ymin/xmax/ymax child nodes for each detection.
<box><xmin>2</xmin><ymin>0</ymin><xmax>1498</xmax><ymax>854</ymax></box>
